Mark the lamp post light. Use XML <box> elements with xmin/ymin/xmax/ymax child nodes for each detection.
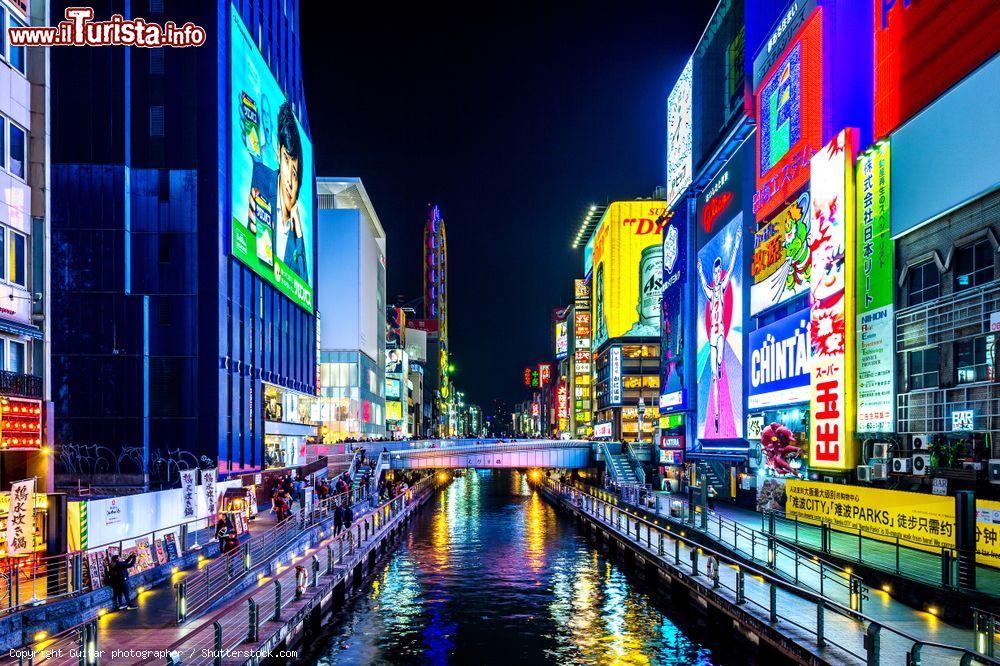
<box><xmin>637</xmin><ymin>396</ymin><xmax>646</xmax><ymax>445</ymax></box>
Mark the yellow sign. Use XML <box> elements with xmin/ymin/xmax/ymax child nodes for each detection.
<box><xmin>589</xmin><ymin>201</ymin><xmax>668</xmax><ymax>346</ymax></box>
<box><xmin>386</xmin><ymin>400</ymin><xmax>403</xmax><ymax>421</ymax></box>
<box><xmin>786</xmin><ymin>480</ymin><xmax>1000</xmax><ymax>567</ymax></box>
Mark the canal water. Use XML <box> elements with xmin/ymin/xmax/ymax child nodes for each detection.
<box><xmin>312</xmin><ymin>471</ymin><xmax>721</xmax><ymax>665</ymax></box>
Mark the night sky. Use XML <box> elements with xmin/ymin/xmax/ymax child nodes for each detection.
<box><xmin>301</xmin><ymin>1</ymin><xmax>713</xmax><ymax>408</ymax></box>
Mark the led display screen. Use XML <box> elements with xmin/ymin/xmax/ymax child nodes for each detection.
<box><xmin>666</xmin><ymin>57</ymin><xmax>693</xmax><ymax>208</ymax></box>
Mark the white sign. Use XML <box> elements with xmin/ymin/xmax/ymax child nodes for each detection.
<box><xmin>933</xmin><ymin>478</ymin><xmax>949</xmax><ymax>496</ymax></box>
<box><xmin>180</xmin><ymin>469</ymin><xmax>197</xmax><ymax>519</ymax></box>
<box><xmin>610</xmin><ymin>346</ymin><xmax>622</xmax><ymax>405</ymax></box>
<box><xmin>666</xmin><ymin>57</ymin><xmax>693</xmax><ymax>208</ymax></box>
<box><xmin>106</xmin><ymin>498</ymin><xmax>123</xmax><ymax>525</ymax></box>
<box><xmin>594</xmin><ymin>422</ymin><xmax>614</xmax><ymax>438</ymax></box>
<box><xmin>6</xmin><ymin>479</ymin><xmax>34</xmax><ymax>556</ymax></box>
<box><xmin>990</xmin><ymin>312</ymin><xmax>1000</xmax><ymax>332</ymax></box>
<box><xmin>747</xmin><ymin>415</ymin><xmax>764</xmax><ymax>441</ymax></box>
<box><xmin>952</xmin><ymin>409</ymin><xmax>975</xmax><ymax>432</ymax></box>
<box><xmin>203</xmin><ymin>468</ymin><xmax>218</xmax><ymax>520</ymax></box>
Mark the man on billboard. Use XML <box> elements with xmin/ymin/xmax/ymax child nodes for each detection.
<box><xmin>273</xmin><ymin>102</ymin><xmax>308</xmax><ymax>282</ymax></box>
<box><xmin>697</xmin><ymin>225</ymin><xmax>742</xmax><ymax>432</ymax></box>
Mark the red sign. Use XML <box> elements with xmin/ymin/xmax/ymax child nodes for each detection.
<box><xmin>574</xmin><ymin>311</ymin><xmax>591</xmax><ymax>337</ymax></box>
<box><xmin>531</xmin><ymin>403</ymin><xmax>540</xmax><ymax>417</ymax></box>
<box><xmin>753</xmin><ymin>10</ymin><xmax>824</xmax><ymax>221</ymax></box>
<box><xmin>557</xmin><ymin>381</ymin><xmax>569</xmax><ymax>418</ymax></box>
<box><xmin>408</xmin><ymin>318</ymin><xmax>439</xmax><ymax>333</ymax></box>
<box><xmin>538</xmin><ymin>364</ymin><xmax>552</xmax><ymax>387</ymax></box>
<box><xmin>875</xmin><ymin>0</ymin><xmax>1000</xmax><ymax>138</ymax></box>
<box><xmin>0</xmin><ymin>398</ymin><xmax>42</xmax><ymax>450</ymax></box>
<box><xmin>523</xmin><ymin>367</ymin><xmax>533</xmax><ymax>387</ymax></box>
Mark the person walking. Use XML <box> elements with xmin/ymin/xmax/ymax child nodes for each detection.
<box><xmin>707</xmin><ymin>485</ymin><xmax>718</xmax><ymax>513</ymax></box>
<box><xmin>107</xmin><ymin>552</ymin><xmax>138</xmax><ymax>610</ymax></box>
<box><xmin>343</xmin><ymin>504</ymin><xmax>355</xmax><ymax>533</ymax></box>
<box><xmin>333</xmin><ymin>503</ymin><xmax>344</xmax><ymax>537</ymax></box>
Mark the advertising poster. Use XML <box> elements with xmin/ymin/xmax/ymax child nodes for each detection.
<box><xmin>748</xmin><ymin>308</ymin><xmax>810</xmax><ymax>409</ymax></box>
<box><xmin>659</xmin><ymin>204</ymin><xmax>686</xmax><ymax>410</ymax></box>
<box><xmin>753</xmin><ymin>9</ymin><xmax>823</xmax><ymax>221</ymax></box>
<box><xmin>404</xmin><ymin>328</ymin><xmax>428</xmax><ymax>364</ymax></box>
<box><xmin>808</xmin><ymin>129</ymin><xmax>857</xmax><ymax>470</ymax></box>
<box><xmin>750</xmin><ymin>191</ymin><xmax>811</xmax><ymax>315</ymax></box>
<box><xmin>666</xmin><ymin>57</ymin><xmax>693</xmax><ymax>208</ymax></box>
<box><xmin>787</xmin><ymin>481</ymin><xmax>1000</xmax><ymax>567</ymax></box>
<box><xmin>587</xmin><ymin>201</ymin><xmax>668</xmax><ymax>349</ymax></box>
<box><xmin>555</xmin><ymin>320</ymin><xmax>569</xmax><ymax>359</ymax></box>
<box><xmin>856</xmin><ymin>142</ymin><xmax>895</xmax><ymax>433</ymax></box>
<box><xmin>230</xmin><ymin>7</ymin><xmax>314</xmax><ymax>311</ymax></box>
<box><xmin>180</xmin><ymin>469</ymin><xmax>197</xmax><ymax>519</ymax></box>
<box><xmin>696</xmin><ymin>216</ymin><xmax>744</xmax><ymax>439</ymax></box>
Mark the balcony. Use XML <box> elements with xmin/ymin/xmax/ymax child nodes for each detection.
<box><xmin>896</xmin><ymin>279</ymin><xmax>1000</xmax><ymax>352</ymax></box>
<box><xmin>897</xmin><ymin>381</ymin><xmax>1000</xmax><ymax>435</ymax></box>
<box><xmin>0</xmin><ymin>370</ymin><xmax>43</xmax><ymax>400</ymax></box>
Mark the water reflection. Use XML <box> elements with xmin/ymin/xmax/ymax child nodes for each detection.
<box><xmin>317</xmin><ymin>471</ymin><xmax>715</xmax><ymax>665</ymax></box>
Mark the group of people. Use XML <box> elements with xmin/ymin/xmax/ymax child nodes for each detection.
<box><xmin>270</xmin><ymin>472</ymin><xmax>307</xmax><ymax>522</ymax></box>
<box><xmin>215</xmin><ymin>514</ymin><xmax>240</xmax><ymax>554</ymax></box>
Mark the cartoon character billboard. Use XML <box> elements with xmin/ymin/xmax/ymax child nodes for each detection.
<box><xmin>696</xmin><ymin>216</ymin><xmax>744</xmax><ymax>440</ymax></box>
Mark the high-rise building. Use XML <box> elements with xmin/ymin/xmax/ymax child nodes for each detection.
<box><xmin>50</xmin><ymin>1</ymin><xmax>316</xmax><ymax>483</ymax></box>
<box><xmin>423</xmin><ymin>205</ymin><xmax>449</xmax><ymax>435</ymax></box>
<box><xmin>314</xmin><ymin>178</ymin><xmax>386</xmax><ymax>442</ymax></box>
<box><xmin>0</xmin><ymin>0</ymin><xmax>52</xmax><ymax>492</ymax></box>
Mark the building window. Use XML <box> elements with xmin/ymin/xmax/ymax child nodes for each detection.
<box><xmin>149</xmin><ymin>105</ymin><xmax>165</xmax><ymax>137</ymax></box>
<box><xmin>956</xmin><ymin>336</ymin><xmax>996</xmax><ymax>384</ymax></box>
<box><xmin>8</xmin><ymin>229</ymin><xmax>25</xmax><ymax>287</ymax></box>
<box><xmin>8</xmin><ymin>17</ymin><xmax>24</xmax><ymax>75</ymax></box>
<box><xmin>907</xmin><ymin>261</ymin><xmax>940</xmax><ymax>306</ymax></box>
<box><xmin>158</xmin><ymin>235</ymin><xmax>171</xmax><ymax>263</ymax></box>
<box><xmin>149</xmin><ymin>48</ymin><xmax>164</xmax><ymax>74</ymax></box>
<box><xmin>907</xmin><ymin>347</ymin><xmax>939</xmax><ymax>391</ymax></box>
<box><xmin>8</xmin><ymin>122</ymin><xmax>25</xmax><ymax>181</ymax></box>
<box><xmin>8</xmin><ymin>340</ymin><xmax>25</xmax><ymax>374</ymax></box>
<box><xmin>954</xmin><ymin>239</ymin><xmax>994</xmax><ymax>291</ymax></box>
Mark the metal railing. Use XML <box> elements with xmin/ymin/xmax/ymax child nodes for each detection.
<box><xmin>546</xmin><ymin>478</ymin><xmax>997</xmax><ymax>666</ymax></box>
<box><xmin>0</xmin><ymin>369</ymin><xmax>42</xmax><ymax>399</ymax></box>
<box><xmin>624</xmin><ymin>443</ymin><xmax>646</xmax><ymax>485</ymax></box>
<box><xmin>390</xmin><ymin>439</ymin><xmax>591</xmax><ymax>461</ymax></box>
<box><xmin>762</xmin><ymin>509</ymin><xmax>964</xmax><ymax>591</ymax></box>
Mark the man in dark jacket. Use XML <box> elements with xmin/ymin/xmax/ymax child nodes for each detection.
<box><xmin>333</xmin><ymin>504</ymin><xmax>344</xmax><ymax>537</ymax></box>
<box><xmin>343</xmin><ymin>505</ymin><xmax>354</xmax><ymax>533</ymax></box>
<box><xmin>107</xmin><ymin>552</ymin><xmax>137</xmax><ymax>610</ymax></box>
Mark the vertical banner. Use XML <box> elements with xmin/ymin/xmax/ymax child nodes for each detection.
<box><xmin>856</xmin><ymin>142</ymin><xmax>895</xmax><ymax>433</ymax></box>
<box><xmin>203</xmin><ymin>468</ymin><xmax>218</xmax><ymax>520</ymax></box>
<box><xmin>610</xmin><ymin>347</ymin><xmax>622</xmax><ymax>405</ymax></box>
<box><xmin>808</xmin><ymin>129</ymin><xmax>858</xmax><ymax>470</ymax></box>
<box><xmin>180</xmin><ymin>469</ymin><xmax>197</xmax><ymax>519</ymax></box>
<box><xmin>6</xmin><ymin>479</ymin><xmax>34</xmax><ymax>556</ymax></box>
<box><xmin>660</xmin><ymin>204</ymin><xmax>687</xmax><ymax>410</ymax></box>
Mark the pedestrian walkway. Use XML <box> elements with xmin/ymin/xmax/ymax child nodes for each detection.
<box><xmin>549</xmin><ymin>480</ymin><xmax>994</xmax><ymax>666</ymax></box>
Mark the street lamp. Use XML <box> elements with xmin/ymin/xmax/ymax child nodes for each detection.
<box><xmin>637</xmin><ymin>396</ymin><xmax>646</xmax><ymax>445</ymax></box>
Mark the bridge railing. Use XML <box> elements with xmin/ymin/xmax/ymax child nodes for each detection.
<box><xmin>544</xmin><ymin>478</ymin><xmax>998</xmax><ymax>666</ymax></box>
<box><xmin>388</xmin><ymin>439</ymin><xmax>591</xmax><ymax>460</ymax></box>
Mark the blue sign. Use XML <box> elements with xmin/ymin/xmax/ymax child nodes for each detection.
<box><xmin>748</xmin><ymin>308</ymin><xmax>810</xmax><ymax>409</ymax></box>
<box><xmin>660</xmin><ymin>204</ymin><xmax>687</xmax><ymax>411</ymax></box>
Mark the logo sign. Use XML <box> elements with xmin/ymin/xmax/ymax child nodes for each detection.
<box><xmin>748</xmin><ymin>308</ymin><xmax>811</xmax><ymax>409</ymax></box>
<box><xmin>539</xmin><ymin>364</ymin><xmax>552</xmax><ymax>387</ymax></box>
<box><xmin>752</xmin><ymin>0</ymin><xmax>818</xmax><ymax>86</ymax></box>
<box><xmin>555</xmin><ymin>320</ymin><xmax>569</xmax><ymax>359</ymax></box>
<box><xmin>856</xmin><ymin>141</ymin><xmax>895</xmax><ymax>433</ymax></box>
<box><xmin>609</xmin><ymin>347</ymin><xmax>622</xmax><ymax>405</ymax></box>
<box><xmin>663</xmin><ymin>225</ymin><xmax>679</xmax><ymax>274</ymax></box>
<box><xmin>666</xmin><ymin>57</ymin><xmax>694</xmax><ymax>208</ymax></box>
<box><xmin>574</xmin><ymin>278</ymin><xmax>591</xmax><ymax>304</ymax></box>
<box><xmin>594</xmin><ymin>421</ymin><xmax>614</xmax><ymax>438</ymax></box>
<box><xmin>523</xmin><ymin>367</ymin><xmax>533</xmax><ymax>387</ymax></box>
<box><xmin>953</xmin><ymin>410</ymin><xmax>975</xmax><ymax>432</ymax></box>
<box><xmin>106</xmin><ymin>498</ymin><xmax>122</xmax><ymax>525</ymax></box>
<box><xmin>747</xmin><ymin>415</ymin><xmax>765</xmax><ymax>441</ymax></box>
<box><xmin>753</xmin><ymin>10</ymin><xmax>823</xmax><ymax>222</ymax></box>
<box><xmin>750</xmin><ymin>191</ymin><xmax>811</xmax><ymax>315</ymax></box>
<box><xmin>808</xmin><ymin>129</ymin><xmax>858</xmax><ymax>470</ymax></box>
<box><xmin>6</xmin><ymin>479</ymin><xmax>34</xmax><ymax>556</ymax></box>
<box><xmin>697</xmin><ymin>142</ymin><xmax>745</xmax><ymax>239</ymax></box>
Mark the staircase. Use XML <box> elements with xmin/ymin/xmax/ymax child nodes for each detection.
<box><xmin>606</xmin><ymin>452</ymin><xmax>639</xmax><ymax>485</ymax></box>
<box><xmin>701</xmin><ymin>460</ymin><xmax>728</xmax><ymax>496</ymax></box>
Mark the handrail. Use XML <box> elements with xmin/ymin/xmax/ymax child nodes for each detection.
<box><xmin>390</xmin><ymin>440</ymin><xmax>591</xmax><ymax>459</ymax></box>
<box><xmin>545</xmin><ymin>478</ymin><xmax>998</xmax><ymax>666</ymax></box>
<box><xmin>625</xmin><ymin>443</ymin><xmax>646</xmax><ymax>485</ymax></box>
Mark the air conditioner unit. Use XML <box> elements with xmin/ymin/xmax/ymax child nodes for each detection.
<box><xmin>856</xmin><ymin>465</ymin><xmax>873</xmax><ymax>482</ymax></box>
<box><xmin>872</xmin><ymin>463</ymin><xmax>889</xmax><ymax>480</ymax></box>
<box><xmin>989</xmin><ymin>460</ymin><xmax>1000</xmax><ymax>485</ymax></box>
<box><xmin>912</xmin><ymin>454</ymin><xmax>931</xmax><ymax>476</ymax></box>
<box><xmin>892</xmin><ymin>458</ymin><xmax>912</xmax><ymax>474</ymax></box>
<box><xmin>912</xmin><ymin>434</ymin><xmax>931</xmax><ymax>451</ymax></box>
<box><xmin>872</xmin><ymin>442</ymin><xmax>890</xmax><ymax>460</ymax></box>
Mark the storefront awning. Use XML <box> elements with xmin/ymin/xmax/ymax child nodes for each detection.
<box><xmin>0</xmin><ymin>319</ymin><xmax>42</xmax><ymax>340</ymax></box>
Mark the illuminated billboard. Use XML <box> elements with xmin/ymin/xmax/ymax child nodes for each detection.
<box><xmin>230</xmin><ymin>7</ymin><xmax>314</xmax><ymax>311</ymax></box>
<box><xmin>696</xmin><ymin>215</ymin><xmax>744</xmax><ymax>440</ymax></box>
<box><xmin>856</xmin><ymin>141</ymin><xmax>894</xmax><ymax>433</ymax></box>
<box><xmin>748</xmin><ymin>308</ymin><xmax>810</xmax><ymax>409</ymax></box>
<box><xmin>808</xmin><ymin>129</ymin><xmax>857</xmax><ymax>470</ymax></box>
<box><xmin>753</xmin><ymin>9</ymin><xmax>823</xmax><ymax>222</ymax></box>
<box><xmin>554</xmin><ymin>307</ymin><xmax>569</xmax><ymax>360</ymax></box>
<box><xmin>666</xmin><ymin>57</ymin><xmax>693</xmax><ymax>208</ymax></box>
<box><xmin>587</xmin><ymin>201</ymin><xmax>668</xmax><ymax>349</ymax></box>
<box><xmin>750</xmin><ymin>191</ymin><xmax>811</xmax><ymax>315</ymax></box>
<box><xmin>659</xmin><ymin>204</ymin><xmax>686</xmax><ymax>411</ymax></box>
<box><xmin>697</xmin><ymin>137</ymin><xmax>746</xmax><ymax>241</ymax></box>
<box><xmin>875</xmin><ymin>0</ymin><xmax>1000</xmax><ymax>138</ymax></box>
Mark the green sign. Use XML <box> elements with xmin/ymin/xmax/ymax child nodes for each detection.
<box><xmin>855</xmin><ymin>141</ymin><xmax>894</xmax><ymax>433</ymax></box>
